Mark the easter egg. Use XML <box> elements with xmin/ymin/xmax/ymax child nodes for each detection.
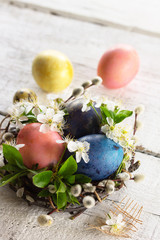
<box><xmin>13</xmin><ymin>88</ymin><xmax>37</xmax><ymax>103</ymax></box>
<box><xmin>64</xmin><ymin>99</ymin><xmax>101</xmax><ymax>138</ymax></box>
<box><xmin>77</xmin><ymin>134</ymin><xmax>124</xmax><ymax>181</ymax></box>
<box><xmin>17</xmin><ymin>123</ymin><xmax>65</xmax><ymax>169</ymax></box>
<box><xmin>32</xmin><ymin>50</ymin><xmax>73</xmax><ymax>93</ymax></box>
<box><xmin>97</xmin><ymin>45</ymin><xmax>139</xmax><ymax>89</ymax></box>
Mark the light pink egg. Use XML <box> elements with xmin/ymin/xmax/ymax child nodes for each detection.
<box><xmin>17</xmin><ymin>123</ymin><xmax>65</xmax><ymax>169</ymax></box>
<box><xmin>97</xmin><ymin>45</ymin><xmax>140</xmax><ymax>89</ymax></box>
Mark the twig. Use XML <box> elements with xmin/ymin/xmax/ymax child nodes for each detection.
<box><xmin>70</xmin><ymin>208</ymin><xmax>86</xmax><ymax>220</ymax></box>
<box><xmin>48</xmin><ymin>196</ymin><xmax>56</xmax><ymax>209</ymax></box>
<box><xmin>94</xmin><ymin>191</ymin><xmax>102</xmax><ymax>202</ymax></box>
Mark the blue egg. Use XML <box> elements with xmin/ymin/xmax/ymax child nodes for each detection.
<box><xmin>77</xmin><ymin>134</ymin><xmax>124</xmax><ymax>181</ymax></box>
<box><xmin>64</xmin><ymin>99</ymin><xmax>101</xmax><ymax>138</ymax></box>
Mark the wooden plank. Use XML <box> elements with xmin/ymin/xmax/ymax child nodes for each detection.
<box><xmin>0</xmin><ymin>2</ymin><xmax>160</xmax><ymax>153</ymax></box>
<box><xmin>0</xmin><ymin>152</ymin><xmax>159</xmax><ymax>240</ymax></box>
<box><xmin>5</xmin><ymin>0</ymin><xmax>160</xmax><ymax>38</ymax></box>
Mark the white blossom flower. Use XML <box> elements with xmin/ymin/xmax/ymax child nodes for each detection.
<box><xmin>83</xmin><ymin>196</ymin><xmax>95</xmax><ymax>208</ymax></box>
<box><xmin>101</xmin><ymin>212</ymin><xmax>125</xmax><ymax>234</ymax></box>
<box><xmin>133</xmin><ymin>174</ymin><xmax>145</xmax><ymax>183</ymax></box>
<box><xmin>135</xmin><ymin>104</ymin><xmax>145</xmax><ymax>115</ymax></box>
<box><xmin>83</xmin><ymin>183</ymin><xmax>96</xmax><ymax>193</ymax></box>
<box><xmin>81</xmin><ymin>93</ymin><xmax>92</xmax><ymax>112</ymax></box>
<box><xmin>48</xmin><ymin>184</ymin><xmax>56</xmax><ymax>194</ymax></box>
<box><xmin>16</xmin><ymin>187</ymin><xmax>24</xmax><ymax>198</ymax></box>
<box><xmin>37</xmin><ymin>108</ymin><xmax>65</xmax><ymax>133</ymax></box>
<box><xmin>37</xmin><ymin>215</ymin><xmax>53</xmax><ymax>227</ymax></box>
<box><xmin>8</xmin><ymin>104</ymin><xmax>28</xmax><ymax>129</ymax></box>
<box><xmin>6</xmin><ymin>139</ymin><xmax>25</xmax><ymax>150</ymax></box>
<box><xmin>56</xmin><ymin>136</ymin><xmax>73</xmax><ymax>145</ymax></box>
<box><xmin>117</xmin><ymin>172</ymin><xmax>130</xmax><ymax>181</ymax></box>
<box><xmin>67</xmin><ymin>140</ymin><xmax>90</xmax><ymax>163</ymax></box>
<box><xmin>70</xmin><ymin>184</ymin><xmax>82</xmax><ymax>197</ymax></box>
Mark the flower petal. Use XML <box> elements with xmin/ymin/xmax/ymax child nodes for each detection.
<box><xmin>76</xmin><ymin>151</ymin><xmax>82</xmax><ymax>163</ymax></box>
<box><xmin>82</xmin><ymin>152</ymin><xmax>89</xmax><ymax>163</ymax></box>
<box><xmin>39</xmin><ymin>124</ymin><xmax>50</xmax><ymax>133</ymax></box>
<box><xmin>67</xmin><ymin>141</ymin><xmax>78</xmax><ymax>152</ymax></box>
<box><xmin>37</xmin><ymin>114</ymin><xmax>46</xmax><ymax>123</ymax></box>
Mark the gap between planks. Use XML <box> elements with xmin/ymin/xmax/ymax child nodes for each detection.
<box><xmin>4</xmin><ymin>0</ymin><xmax>160</xmax><ymax>39</ymax></box>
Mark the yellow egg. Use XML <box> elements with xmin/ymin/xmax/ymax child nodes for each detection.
<box><xmin>13</xmin><ymin>88</ymin><xmax>37</xmax><ymax>103</ymax></box>
<box><xmin>32</xmin><ymin>50</ymin><xmax>73</xmax><ymax>93</ymax></box>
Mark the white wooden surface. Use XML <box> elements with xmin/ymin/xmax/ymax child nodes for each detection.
<box><xmin>0</xmin><ymin>1</ymin><xmax>160</xmax><ymax>240</ymax></box>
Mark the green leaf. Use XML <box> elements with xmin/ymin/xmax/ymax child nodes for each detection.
<box><xmin>58</xmin><ymin>156</ymin><xmax>77</xmax><ymax>177</ymax></box>
<box><xmin>3</xmin><ymin>144</ymin><xmax>26</xmax><ymax>169</ymax></box>
<box><xmin>0</xmin><ymin>172</ymin><xmax>26</xmax><ymax>187</ymax></box>
<box><xmin>75</xmin><ymin>174</ymin><xmax>91</xmax><ymax>184</ymax></box>
<box><xmin>100</xmin><ymin>106</ymin><xmax>115</xmax><ymax>121</ymax></box>
<box><xmin>38</xmin><ymin>189</ymin><xmax>51</xmax><ymax>197</ymax></box>
<box><xmin>57</xmin><ymin>180</ymin><xmax>67</xmax><ymax>193</ymax></box>
<box><xmin>32</xmin><ymin>170</ymin><xmax>53</xmax><ymax>188</ymax></box>
<box><xmin>64</xmin><ymin>175</ymin><xmax>75</xmax><ymax>184</ymax></box>
<box><xmin>67</xmin><ymin>190</ymin><xmax>80</xmax><ymax>205</ymax></box>
<box><xmin>1</xmin><ymin>164</ymin><xmax>21</xmax><ymax>172</ymax></box>
<box><xmin>57</xmin><ymin>192</ymin><xmax>67</xmax><ymax>209</ymax></box>
<box><xmin>114</xmin><ymin>110</ymin><xmax>133</xmax><ymax>124</ymax></box>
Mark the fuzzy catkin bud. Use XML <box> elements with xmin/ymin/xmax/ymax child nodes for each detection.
<box><xmin>16</xmin><ymin>187</ymin><xmax>24</xmax><ymax>198</ymax></box>
<box><xmin>26</xmin><ymin>195</ymin><xmax>35</xmax><ymax>203</ymax></box>
<box><xmin>83</xmin><ymin>183</ymin><xmax>96</xmax><ymax>193</ymax></box>
<box><xmin>82</xmin><ymin>81</ymin><xmax>92</xmax><ymax>89</ymax></box>
<box><xmin>2</xmin><ymin>132</ymin><xmax>14</xmax><ymax>142</ymax></box>
<box><xmin>72</xmin><ymin>87</ymin><xmax>84</xmax><ymax>98</ymax></box>
<box><xmin>134</xmin><ymin>174</ymin><xmax>145</xmax><ymax>183</ymax></box>
<box><xmin>136</xmin><ymin>121</ymin><xmax>143</xmax><ymax>131</ymax></box>
<box><xmin>91</xmin><ymin>76</ymin><xmax>102</xmax><ymax>85</ymax></box>
<box><xmin>105</xmin><ymin>184</ymin><xmax>114</xmax><ymax>194</ymax></box>
<box><xmin>70</xmin><ymin>184</ymin><xmax>82</xmax><ymax>197</ymax></box>
<box><xmin>48</xmin><ymin>185</ymin><xmax>56</xmax><ymax>194</ymax></box>
<box><xmin>83</xmin><ymin>196</ymin><xmax>95</xmax><ymax>208</ymax></box>
<box><xmin>37</xmin><ymin>215</ymin><xmax>53</xmax><ymax>227</ymax></box>
<box><xmin>135</xmin><ymin>105</ymin><xmax>145</xmax><ymax>115</ymax></box>
<box><xmin>117</xmin><ymin>172</ymin><xmax>130</xmax><ymax>181</ymax></box>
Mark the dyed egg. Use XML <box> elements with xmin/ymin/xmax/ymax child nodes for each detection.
<box><xmin>17</xmin><ymin>123</ymin><xmax>65</xmax><ymax>169</ymax></box>
<box><xmin>77</xmin><ymin>134</ymin><xmax>124</xmax><ymax>181</ymax></box>
<box><xmin>97</xmin><ymin>45</ymin><xmax>140</xmax><ymax>89</ymax></box>
<box><xmin>32</xmin><ymin>50</ymin><xmax>73</xmax><ymax>93</ymax></box>
<box><xmin>64</xmin><ymin>99</ymin><xmax>101</xmax><ymax>138</ymax></box>
<box><xmin>13</xmin><ymin>88</ymin><xmax>37</xmax><ymax>103</ymax></box>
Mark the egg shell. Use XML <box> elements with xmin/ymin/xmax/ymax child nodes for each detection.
<box><xmin>32</xmin><ymin>50</ymin><xmax>73</xmax><ymax>93</ymax></box>
<box><xmin>97</xmin><ymin>45</ymin><xmax>139</xmax><ymax>89</ymax></box>
<box><xmin>64</xmin><ymin>98</ymin><xmax>101</xmax><ymax>138</ymax></box>
<box><xmin>77</xmin><ymin>134</ymin><xmax>124</xmax><ymax>181</ymax></box>
<box><xmin>17</xmin><ymin>123</ymin><xmax>65</xmax><ymax>169</ymax></box>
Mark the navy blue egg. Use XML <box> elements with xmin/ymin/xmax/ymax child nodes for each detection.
<box><xmin>64</xmin><ymin>98</ymin><xmax>101</xmax><ymax>139</ymax></box>
<box><xmin>77</xmin><ymin>134</ymin><xmax>124</xmax><ymax>181</ymax></box>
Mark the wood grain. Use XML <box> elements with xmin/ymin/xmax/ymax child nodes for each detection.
<box><xmin>5</xmin><ymin>0</ymin><xmax>160</xmax><ymax>38</ymax></box>
<box><xmin>0</xmin><ymin>2</ymin><xmax>160</xmax><ymax>153</ymax></box>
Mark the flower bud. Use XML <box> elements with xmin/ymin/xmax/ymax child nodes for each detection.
<box><xmin>133</xmin><ymin>174</ymin><xmax>145</xmax><ymax>183</ymax></box>
<box><xmin>105</xmin><ymin>184</ymin><xmax>114</xmax><ymax>194</ymax></box>
<box><xmin>136</xmin><ymin>121</ymin><xmax>143</xmax><ymax>131</ymax></box>
<box><xmin>72</xmin><ymin>87</ymin><xmax>84</xmax><ymax>98</ymax></box>
<box><xmin>117</xmin><ymin>172</ymin><xmax>130</xmax><ymax>181</ymax></box>
<box><xmin>48</xmin><ymin>184</ymin><xmax>56</xmax><ymax>194</ymax></box>
<box><xmin>37</xmin><ymin>215</ymin><xmax>53</xmax><ymax>226</ymax></box>
<box><xmin>2</xmin><ymin>132</ymin><xmax>14</xmax><ymax>142</ymax></box>
<box><xmin>82</xmin><ymin>81</ymin><xmax>92</xmax><ymax>89</ymax></box>
<box><xmin>83</xmin><ymin>183</ymin><xmax>96</xmax><ymax>193</ymax></box>
<box><xmin>26</xmin><ymin>195</ymin><xmax>35</xmax><ymax>203</ymax></box>
<box><xmin>105</xmin><ymin>180</ymin><xmax>115</xmax><ymax>187</ymax></box>
<box><xmin>70</xmin><ymin>184</ymin><xmax>82</xmax><ymax>197</ymax></box>
<box><xmin>83</xmin><ymin>196</ymin><xmax>95</xmax><ymax>208</ymax></box>
<box><xmin>91</xmin><ymin>76</ymin><xmax>102</xmax><ymax>85</ymax></box>
<box><xmin>135</xmin><ymin>105</ymin><xmax>145</xmax><ymax>115</ymax></box>
<box><xmin>16</xmin><ymin>187</ymin><xmax>24</xmax><ymax>198</ymax></box>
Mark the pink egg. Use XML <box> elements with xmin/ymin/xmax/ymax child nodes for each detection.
<box><xmin>17</xmin><ymin>123</ymin><xmax>65</xmax><ymax>169</ymax></box>
<box><xmin>97</xmin><ymin>45</ymin><xmax>140</xmax><ymax>89</ymax></box>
